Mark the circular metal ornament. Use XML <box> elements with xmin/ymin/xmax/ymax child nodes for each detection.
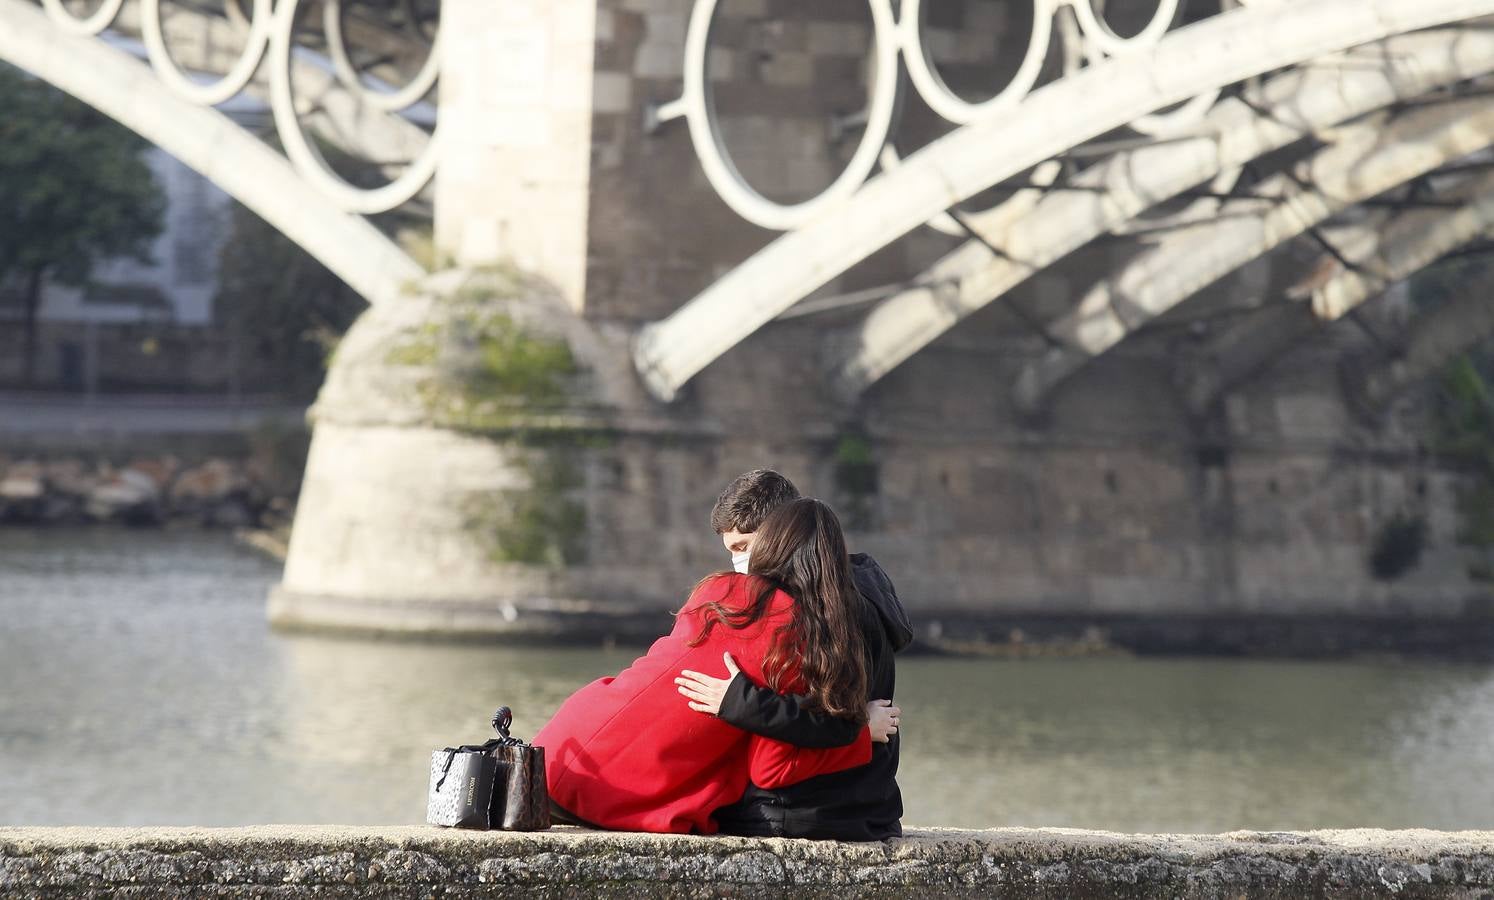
<box><xmin>1069</xmin><ymin>2</ymin><xmax>1216</xmax><ymax>137</ymax></box>
<box><xmin>140</xmin><ymin>0</ymin><xmax>272</xmax><ymax>106</ymax></box>
<box><xmin>323</xmin><ymin>0</ymin><xmax>442</xmax><ymax>114</ymax></box>
<box><xmin>268</xmin><ymin>0</ymin><xmax>439</xmax><ymax>213</ymax></box>
<box><xmin>897</xmin><ymin>0</ymin><xmax>1055</xmax><ymax>125</ymax></box>
<box><xmin>1070</xmin><ymin>0</ymin><xmax>1179</xmax><ymax>57</ymax></box>
<box><xmin>680</xmin><ymin>0</ymin><xmax>901</xmax><ymax>231</ymax></box>
<box><xmin>40</xmin><ymin>0</ymin><xmax>126</xmax><ymax>37</ymax></box>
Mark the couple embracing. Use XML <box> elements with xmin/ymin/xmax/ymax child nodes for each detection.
<box><xmin>533</xmin><ymin>468</ymin><xmax>913</xmax><ymax>840</ymax></box>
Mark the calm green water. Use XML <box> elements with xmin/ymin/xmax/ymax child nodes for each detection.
<box><xmin>3</xmin><ymin>528</ymin><xmax>1493</xmax><ymax>832</ymax></box>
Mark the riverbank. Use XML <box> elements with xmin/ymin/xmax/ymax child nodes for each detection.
<box><xmin>0</xmin><ymin>393</ymin><xmax>307</xmax><ymax>530</ymax></box>
<box><xmin>2</xmin><ymin>825</ymin><xmax>1490</xmax><ymax>898</ymax></box>
<box><xmin>0</xmin><ymin>453</ymin><xmax>298</xmax><ymax>529</ymax></box>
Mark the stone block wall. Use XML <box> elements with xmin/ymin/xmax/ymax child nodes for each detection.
<box><xmin>583</xmin><ymin>0</ymin><xmax>1048</xmax><ymax>322</ymax></box>
<box><xmin>272</xmin><ymin>262</ymin><xmax>1491</xmax><ymax>650</ymax></box>
<box><xmin>568</xmin><ymin>296</ymin><xmax>1485</xmax><ymax>632</ymax></box>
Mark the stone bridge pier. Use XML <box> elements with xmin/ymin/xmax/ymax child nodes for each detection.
<box><xmin>268</xmin><ymin>0</ymin><xmax>1494</xmax><ymax>650</ymax></box>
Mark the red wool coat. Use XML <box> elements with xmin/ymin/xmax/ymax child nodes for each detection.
<box><xmin>534</xmin><ymin>573</ymin><xmax>873</xmax><ymax>834</ymax></box>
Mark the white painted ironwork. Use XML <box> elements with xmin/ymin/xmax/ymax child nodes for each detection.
<box><xmin>139</xmin><ymin>0</ymin><xmax>271</xmax><ymax>105</ymax></box>
<box><xmin>877</xmin><ymin>146</ymin><xmax>1063</xmax><ymax>238</ymax></box>
<box><xmin>268</xmin><ymin>0</ymin><xmax>440</xmax><ymax>214</ymax></box>
<box><xmin>30</xmin><ymin>0</ymin><xmax>438</xmax><ymax>216</ymax></box>
<box><xmin>323</xmin><ymin>0</ymin><xmax>440</xmax><ymax>113</ymax></box>
<box><xmin>899</xmin><ymin>0</ymin><xmax>1055</xmax><ymax>126</ymax></box>
<box><xmin>1010</xmin><ymin>93</ymin><xmax>1494</xmax><ymax>413</ymax></box>
<box><xmin>661</xmin><ymin>0</ymin><xmax>900</xmax><ymax>232</ymax></box>
<box><xmin>0</xmin><ymin>0</ymin><xmax>424</xmax><ymax>306</ymax></box>
<box><xmin>635</xmin><ymin>0</ymin><xmax>1494</xmax><ymax>403</ymax></box>
<box><xmin>107</xmin><ymin>1</ymin><xmax>431</xmax><ymax>178</ymax></box>
<box><xmin>654</xmin><ymin>0</ymin><xmax>1192</xmax><ymax>231</ymax></box>
<box><xmin>841</xmin><ymin>38</ymin><xmax>1494</xmax><ymax>404</ymax></box>
<box><xmin>1181</xmin><ymin>171</ymin><xmax>1494</xmax><ymax>414</ymax></box>
<box><xmin>1310</xmin><ymin>180</ymin><xmax>1494</xmax><ymax>323</ymax></box>
<box><xmin>40</xmin><ymin>0</ymin><xmax>124</xmax><ymax>35</ymax></box>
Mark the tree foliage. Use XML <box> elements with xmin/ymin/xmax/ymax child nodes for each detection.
<box><xmin>0</xmin><ymin>63</ymin><xmax>164</xmax><ymax>383</ymax></box>
<box><xmin>213</xmin><ymin>200</ymin><xmax>365</xmax><ymax>398</ymax></box>
<box><xmin>212</xmin><ymin>133</ymin><xmax>420</xmax><ymax>399</ymax></box>
<box><xmin>1432</xmin><ymin>354</ymin><xmax>1494</xmax><ymax>581</ymax></box>
<box><xmin>1411</xmin><ymin>250</ymin><xmax>1494</xmax><ymax>581</ymax></box>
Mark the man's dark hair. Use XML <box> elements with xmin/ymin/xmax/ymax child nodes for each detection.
<box><xmin>710</xmin><ymin>468</ymin><xmax>801</xmax><ymax>534</ymax></box>
<box><xmin>692</xmin><ymin>498</ymin><xmax>868</xmax><ymax>722</ymax></box>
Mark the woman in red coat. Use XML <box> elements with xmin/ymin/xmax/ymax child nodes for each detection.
<box><xmin>534</xmin><ymin>498</ymin><xmax>876</xmax><ymax>834</ymax></box>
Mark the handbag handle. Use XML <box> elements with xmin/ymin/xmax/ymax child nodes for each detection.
<box><xmin>490</xmin><ymin>707</ymin><xmax>526</xmax><ymax>747</ymax></box>
<box><xmin>434</xmin><ymin>707</ymin><xmax>527</xmax><ymax>790</ymax></box>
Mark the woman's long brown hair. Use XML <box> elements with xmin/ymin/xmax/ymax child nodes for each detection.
<box><xmin>688</xmin><ymin>498</ymin><xmax>870</xmax><ymax>724</ymax></box>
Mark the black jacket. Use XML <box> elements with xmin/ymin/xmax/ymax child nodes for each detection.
<box><xmin>712</xmin><ymin>553</ymin><xmax>913</xmax><ymax>841</ymax></box>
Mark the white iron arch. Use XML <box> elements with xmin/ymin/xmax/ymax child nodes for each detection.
<box><xmin>107</xmin><ymin>3</ymin><xmax>432</xmax><ymax>179</ymax></box>
<box><xmin>1181</xmin><ymin>169</ymin><xmax>1494</xmax><ymax>414</ymax></box>
<box><xmin>0</xmin><ymin>0</ymin><xmax>424</xmax><ymax>306</ymax></box>
<box><xmin>830</xmin><ymin>26</ymin><xmax>1494</xmax><ymax>401</ymax></box>
<box><xmin>1011</xmin><ymin>93</ymin><xmax>1494</xmax><ymax>413</ymax></box>
<box><xmin>633</xmin><ymin>0</ymin><xmax>1494</xmax><ymax>403</ymax></box>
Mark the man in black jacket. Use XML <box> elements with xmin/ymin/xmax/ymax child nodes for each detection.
<box><xmin>674</xmin><ymin>469</ymin><xmax>914</xmax><ymax>841</ymax></box>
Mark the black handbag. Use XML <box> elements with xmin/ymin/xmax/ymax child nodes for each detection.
<box><xmin>425</xmin><ymin>707</ymin><xmax>551</xmax><ymax>831</ymax></box>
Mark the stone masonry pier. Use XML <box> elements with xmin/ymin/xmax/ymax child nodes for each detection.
<box><xmin>2</xmin><ymin>825</ymin><xmax>1493</xmax><ymax>898</ymax></box>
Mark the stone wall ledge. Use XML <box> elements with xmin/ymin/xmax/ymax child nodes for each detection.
<box><xmin>2</xmin><ymin>825</ymin><xmax>1493</xmax><ymax>899</ymax></box>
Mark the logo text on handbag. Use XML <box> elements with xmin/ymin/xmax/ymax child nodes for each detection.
<box><xmin>466</xmin><ymin>776</ymin><xmax>477</xmax><ymax>807</ymax></box>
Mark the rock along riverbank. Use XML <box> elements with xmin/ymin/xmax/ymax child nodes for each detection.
<box><xmin>2</xmin><ymin>825</ymin><xmax>1492</xmax><ymax>899</ymax></box>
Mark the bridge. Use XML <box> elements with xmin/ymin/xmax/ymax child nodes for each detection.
<box><xmin>5</xmin><ymin>0</ymin><xmax>1494</xmax><ymax>641</ymax></box>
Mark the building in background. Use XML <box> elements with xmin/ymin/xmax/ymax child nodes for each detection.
<box><xmin>0</xmin><ymin>86</ymin><xmax>270</xmax><ymax>396</ymax></box>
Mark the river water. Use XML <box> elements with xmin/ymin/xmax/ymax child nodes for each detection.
<box><xmin>3</xmin><ymin>528</ymin><xmax>1493</xmax><ymax>832</ymax></box>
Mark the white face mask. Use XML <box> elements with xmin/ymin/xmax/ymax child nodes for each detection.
<box><xmin>731</xmin><ymin>550</ymin><xmax>751</xmax><ymax>574</ymax></box>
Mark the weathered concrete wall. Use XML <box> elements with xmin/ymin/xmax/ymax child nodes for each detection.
<box><xmin>268</xmin><ymin>263</ymin><xmax>1494</xmax><ymax>653</ymax></box>
<box><xmin>671</xmin><ymin>313</ymin><xmax>1491</xmax><ymax>643</ymax></box>
<box><xmin>435</xmin><ymin>0</ymin><xmax>597</xmax><ymax>311</ymax></box>
<box><xmin>3</xmin><ymin>825</ymin><xmax>1493</xmax><ymax>898</ymax></box>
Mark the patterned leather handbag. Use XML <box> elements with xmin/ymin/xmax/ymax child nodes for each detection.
<box><xmin>426</xmin><ymin>707</ymin><xmax>551</xmax><ymax>831</ymax></box>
